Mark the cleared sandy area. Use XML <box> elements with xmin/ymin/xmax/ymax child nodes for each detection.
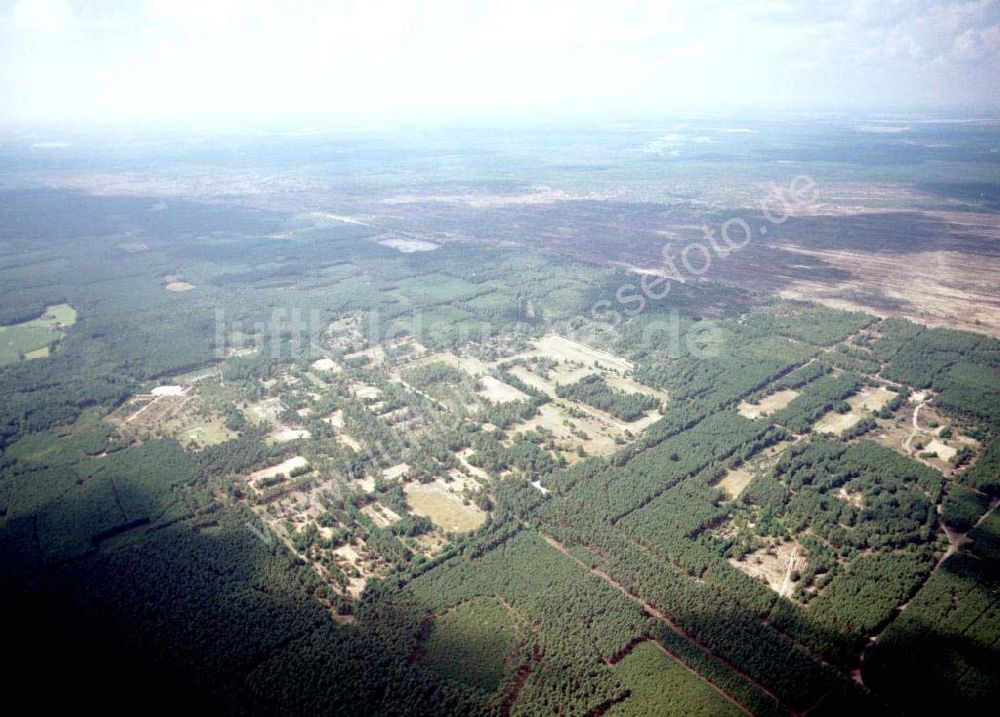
<box><xmin>383</xmin><ymin>463</ymin><xmax>410</xmax><ymax>481</ymax></box>
<box><xmin>311</xmin><ymin>357</ymin><xmax>341</xmax><ymax>373</ymax></box>
<box><xmin>245</xmin><ymin>397</ymin><xmax>283</xmax><ymax>424</ymax></box>
<box><xmin>271</xmin><ymin>427</ymin><xmax>311</xmax><ymax>442</ymax></box>
<box><xmin>362</xmin><ymin>503</ymin><xmax>402</xmax><ymax>528</ymax></box>
<box><xmin>478</xmin><ymin>375</ymin><xmax>528</xmax><ymax>403</ymax></box>
<box><xmin>814</xmin><ymin>385</ymin><xmax>894</xmax><ymax>435</ymax></box>
<box><xmin>715</xmin><ymin>468</ymin><xmax>753</xmax><ymax>499</ymax></box>
<box><xmin>923</xmin><ymin>439</ymin><xmax>957</xmax><ymax>461</ymax></box>
<box><xmin>532</xmin><ymin>334</ymin><xmax>632</xmax><ymax>373</ymax></box>
<box><xmin>730</xmin><ymin>539</ymin><xmax>805</xmax><ymax>597</ymax></box>
<box><xmin>378</xmin><ymin>237</ymin><xmax>440</xmax><ymax>253</ymax></box>
<box><xmin>151</xmin><ymin>385</ymin><xmax>185</xmax><ymax>397</ymax></box>
<box><xmin>738</xmin><ymin>389</ymin><xmax>799</xmax><ymax>419</ymax></box>
<box><xmin>250</xmin><ymin>456</ymin><xmax>308</xmax><ymax>484</ymax></box>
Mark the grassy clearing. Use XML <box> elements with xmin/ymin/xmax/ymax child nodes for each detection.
<box><xmin>607</xmin><ymin>641</ymin><xmax>744</xmax><ymax>717</ymax></box>
<box><xmin>715</xmin><ymin>468</ymin><xmax>754</xmax><ymax>500</ymax></box>
<box><xmin>179</xmin><ymin>421</ymin><xmax>231</xmax><ymax>449</ymax></box>
<box><xmin>404</xmin><ymin>479</ymin><xmax>486</xmax><ymax>533</ymax></box>
<box><xmin>422</xmin><ymin>596</ymin><xmax>515</xmax><ymax>692</ymax></box>
<box><xmin>0</xmin><ymin>303</ymin><xmax>76</xmax><ymax>365</ymax></box>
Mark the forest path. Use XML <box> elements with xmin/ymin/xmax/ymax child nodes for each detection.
<box><xmin>541</xmin><ymin>533</ymin><xmax>785</xmax><ymax>714</ymax></box>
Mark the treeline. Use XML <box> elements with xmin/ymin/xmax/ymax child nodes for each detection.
<box><xmin>539</xmin><ymin>501</ymin><xmax>873</xmax><ymax>713</ymax></box>
<box><xmin>745</xmin><ymin>439</ymin><xmax>941</xmax><ymax>551</ymax></box>
<box><xmin>563</xmin><ymin>411</ymin><xmax>770</xmax><ymax>522</ymax></box>
<box><xmin>770</xmin><ymin>372</ymin><xmax>862</xmax><ymax>433</ymax></box>
<box><xmin>555</xmin><ymin>374</ymin><xmax>659</xmax><ymax>421</ymax></box>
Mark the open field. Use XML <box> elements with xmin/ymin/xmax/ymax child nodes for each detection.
<box><xmin>738</xmin><ymin>389</ymin><xmax>799</xmax><ymax>419</ymax></box>
<box><xmin>729</xmin><ymin>539</ymin><xmax>805</xmax><ymax>597</ymax></box>
<box><xmin>0</xmin><ymin>303</ymin><xmax>77</xmax><ymax>365</ymax></box>
<box><xmin>403</xmin><ymin>479</ymin><xmax>486</xmax><ymax>533</ymax></box>
<box><xmin>715</xmin><ymin>468</ymin><xmax>754</xmax><ymax>500</ymax></box>
<box><xmin>377</xmin><ymin>236</ymin><xmax>440</xmax><ymax>253</ymax></box>
<box><xmin>510</xmin><ymin>401</ymin><xmax>621</xmax><ymax>459</ymax></box>
<box><xmin>477</xmin><ymin>375</ymin><xmax>528</xmax><ymax>403</ymax></box>
<box><xmin>310</xmin><ymin>357</ymin><xmax>341</xmax><ymax>373</ymax></box>
<box><xmin>527</xmin><ymin>334</ymin><xmax>632</xmax><ymax>373</ymax></box>
<box><xmin>814</xmin><ymin>385</ymin><xmax>895</xmax><ymax>435</ymax></box>
<box><xmin>249</xmin><ymin>456</ymin><xmax>308</xmax><ymax>485</ymax></box>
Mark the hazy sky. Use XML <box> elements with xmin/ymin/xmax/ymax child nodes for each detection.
<box><xmin>1</xmin><ymin>0</ymin><xmax>999</xmax><ymax>124</ymax></box>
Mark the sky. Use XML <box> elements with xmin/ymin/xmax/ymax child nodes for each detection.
<box><xmin>1</xmin><ymin>0</ymin><xmax>999</xmax><ymax>125</ymax></box>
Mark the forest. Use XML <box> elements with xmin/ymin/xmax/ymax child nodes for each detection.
<box><xmin>1</xmin><ymin>186</ymin><xmax>998</xmax><ymax>716</ymax></box>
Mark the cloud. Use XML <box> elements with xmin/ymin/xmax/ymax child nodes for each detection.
<box><xmin>9</xmin><ymin>0</ymin><xmax>73</xmax><ymax>34</ymax></box>
<box><xmin>0</xmin><ymin>0</ymin><xmax>997</xmax><ymax>122</ymax></box>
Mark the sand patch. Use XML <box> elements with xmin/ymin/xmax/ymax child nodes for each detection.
<box><xmin>923</xmin><ymin>439</ymin><xmax>957</xmax><ymax>461</ymax></box>
<box><xmin>311</xmin><ymin>357</ymin><xmax>341</xmax><ymax>373</ymax></box>
<box><xmin>738</xmin><ymin>389</ymin><xmax>799</xmax><ymax>419</ymax></box>
<box><xmin>532</xmin><ymin>334</ymin><xmax>632</xmax><ymax>373</ymax></box>
<box><xmin>814</xmin><ymin>385</ymin><xmax>894</xmax><ymax>435</ymax></box>
<box><xmin>245</xmin><ymin>397</ymin><xmax>283</xmax><ymax>424</ymax></box>
<box><xmin>151</xmin><ymin>385</ymin><xmax>185</xmax><ymax>397</ymax></box>
<box><xmin>382</xmin><ymin>463</ymin><xmax>410</xmax><ymax>481</ymax></box>
<box><xmin>730</xmin><ymin>539</ymin><xmax>805</xmax><ymax>597</ymax></box>
<box><xmin>378</xmin><ymin>237</ymin><xmax>440</xmax><ymax>253</ymax></box>
<box><xmin>715</xmin><ymin>468</ymin><xmax>753</xmax><ymax>499</ymax></box>
<box><xmin>478</xmin><ymin>375</ymin><xmax>529</xmax><ymax>403</ymax></box>
<box><xmin>271</xmin><ymin>427</ymin><xmax>311</xmax><ymax>442</ymax></box>
<box><xmin>250</xmin><ymin>456</ymin><xmax>308</xmax><ymax>485</ymax></box>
